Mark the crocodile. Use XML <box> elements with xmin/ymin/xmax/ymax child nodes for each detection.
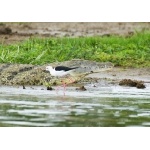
<box><xmin>0</xmin><ymin>59</ymin><xmax>114</xmax><ymax>86</ymax></box>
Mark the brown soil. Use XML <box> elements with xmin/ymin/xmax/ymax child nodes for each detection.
<box><xmin>1</xmin><ymin>22</ymin><xmax>150</xmax><ymax>44</ymax></box>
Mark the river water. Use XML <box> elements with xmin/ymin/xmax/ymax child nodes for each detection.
<box><xmin>0</xmin><ymin>84</ymin><xmax>150</xmax><ymax>127</ymax></box>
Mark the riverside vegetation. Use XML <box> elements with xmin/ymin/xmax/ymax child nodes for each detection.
<box><xmin>0</xmin><ymin>31</ymin><xmax>150</xmax><ymax>67</ymax></box>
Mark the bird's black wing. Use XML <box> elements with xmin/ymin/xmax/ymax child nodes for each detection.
<box><xmin>55</xmin><ymin>66</ymin><xmax>78</xmax><ymax>71</ymax></box>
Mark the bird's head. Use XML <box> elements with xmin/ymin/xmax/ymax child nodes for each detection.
<box><xmin>46</xmin><ymin>66</ymin><xmax>54</xmax><ymax>72</ymax></box>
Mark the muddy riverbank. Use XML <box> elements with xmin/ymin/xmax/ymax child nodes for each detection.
<box><xmin>1</xmin><ymin>22</ymin><xmax>150</xmax><ymax>44</ymax></box>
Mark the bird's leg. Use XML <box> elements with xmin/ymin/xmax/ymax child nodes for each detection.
<box><xmin>56</xmin><ymin>86</ymin><xmax>60</xmax><ymax>94</ymax></box>
<box><xmin>63</xmin><ymin>82</ymin><xmax>66</xmax><ymax>96</ymax></box>
<box><xmin>55</xmin><ymin>76</ymin><xmax>75</xmax><ymax>96</ymax></box>
<box><xmin>61</xmin><ymin>80</ymin><xmax>67</xmax><ymax>96</ymax></box>
<box><xmin>55</xmin><ymin>78</ymin><xmax>67</xmax><ymax>96</ymax></box>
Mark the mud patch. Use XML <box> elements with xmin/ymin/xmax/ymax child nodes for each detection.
<box><xmin>119</xmin><ymin>79</ymin><xmax>146</xmax><ymax>89</ymax></box>
<box><xmin>0</xmin><ymin>26</ymin><xmax>12</xmax><ymax>34</ymax></box>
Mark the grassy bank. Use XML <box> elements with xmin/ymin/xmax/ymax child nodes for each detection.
<box><xmin>0</xmin><ymin>31</ymin><xmax>150</xmax><ymax>67</ymax></box>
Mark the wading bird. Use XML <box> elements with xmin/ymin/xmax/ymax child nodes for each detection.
<box><xmin>46</xmin><ymin>65</ymin><xmax>78</xmax><ymax>95</ymax></box>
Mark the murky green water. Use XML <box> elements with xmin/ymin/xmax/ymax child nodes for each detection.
<box><xmin>0</xmin><ymin>85</ymin><xmax>150</xmax><ymax>127</ymax></box>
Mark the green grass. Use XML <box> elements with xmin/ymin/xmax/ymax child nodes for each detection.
<box><xmin>0</xmin><ymin>31</ymin><xmax>150</xmax><ymax>67</ymax></box>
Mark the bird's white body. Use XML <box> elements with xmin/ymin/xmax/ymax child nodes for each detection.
<box><xmin>46</xmin><ymin>66</ymin><xmax>76</xmax><ymax>77</ymax></box>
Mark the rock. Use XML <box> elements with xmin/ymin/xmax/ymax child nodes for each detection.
<box><xmin>119</xmin><ymin>79</ymin><xmax>146</xmax><ymax>89</ymax></box>
<box><xmin>47</xmin><ymin>86</ymin><xmax>53</xmax><ymax>90</ymax></box>
<box><xmin>76</xmin><ymin>86</ymin><xmax>87</xmax><ymax>91</ymax></box>
<box><xmin>136</xmin><ymin>83</ymin><xmax>146</xmax><ymax>89</ymax></box>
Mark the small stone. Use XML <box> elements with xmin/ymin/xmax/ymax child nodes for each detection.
<box><xmin>47</xmin><ymin>86</ymin><xmax>53</xmax><ymax>90</ymax></box>
<box><xmin>76</xmin><ymin>86</ymin><xmax>87</xmax><ymax>91</ymax></box>
<box><xmin>136</xmin><ymin>83</ymin><xmax>146</xmax><ymax>89</ymax></box>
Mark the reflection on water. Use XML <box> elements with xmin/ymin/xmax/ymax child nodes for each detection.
<box><xmin>0</xmin><ymin>85</ymin><xmax>150</xmax><ymax>127</ymax></box>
